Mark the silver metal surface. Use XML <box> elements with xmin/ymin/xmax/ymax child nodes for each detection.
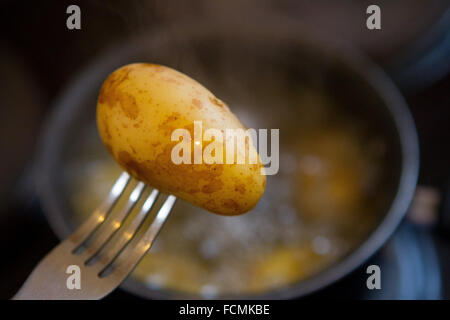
<box><xmin>37</xmin><ymin>23</ymin><xmax>420</xmax><ymax>299</ymax></box>
<box><xmin>13</xmin><ymin>172</ymin><xmax>176</xmax><ymax>300</ymax></box>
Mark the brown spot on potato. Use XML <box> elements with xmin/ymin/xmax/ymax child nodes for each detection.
<box><xmin>202</xmin><ymin>179</ymin><xmax>223</xmax><ymax>193</ymax></box>
<box><xmin>104</xmin><ymin>143</ymin><xmax>113</xmax><ymax>155</ymax></box>
<box><xmin>98</xmin><ymin>68</ymin><xmax>130</xmax><ymax>105</ymax></box>
<box><xmin>98</xmin><ymin>63</ymin><xmax>265</xmax><ymax>216</ymax></box>
<box><xmin>143</xmin><ymin>63</ymin><xmax>164</xmax><ymax>72</ymax></box>
<box><xmin>164</xmin><ymin>77</ymin><xmax>182</xmax><ymax>85</ymax></box>
<box><xmin>209</xmin><ymin>96</ymin><xmax>224</xmax><ymax>108</ymax></box>
<box><xmin>120</xmin><ymin>95</ymin><xmax>139</xmax><ymax>119</ymax></box>
<box><xmin>187</xmin><ymin>186</ymin><xmax>201</xmax><ymax>193</ymax></box>
<box><xmin>98</xmin><ymin>67</ymin><xmax>139</xmax><ymax>120</ymax></box>
<box><xmin>234</xmin><ymin>184</ymin><xmax>246</xmax><ymax>195</ymax></box>
<box><xmin>118</xmin><ymin>150</ymin><xmax>155</xmax><ymax>183</ymax></box>
<box><xmin>159</xmin><ymin>112</ymin><xmax>180</xmax><ymax>127</ymax></box>
<box><xmin>103</xmin><ymin>119</ymin><xmax>112</xmax><ymax>140</ymax></box>
<box><xmin>192</xmin><ymin>98</ymin><xmax>203</xmax><ymax>109</ymax></box>
<box><xmin>118</xmin><ymin>150</ymin><xmax>133</xmax><ymax>166</ymax></box>
<box><xmin>223</xmin><ymin>199</ymin><xmax>240</xmax><ymax>212</ymax></box>
<box><xmin>158</xmin><ymin>112</ymin><xmax>182</xmax><ymax>135</ymax></box>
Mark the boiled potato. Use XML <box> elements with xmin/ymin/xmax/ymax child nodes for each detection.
<box><xmin>97</xmin><ymin>63</ymin><xmax>266</xmax><ymax>215</ymax></box>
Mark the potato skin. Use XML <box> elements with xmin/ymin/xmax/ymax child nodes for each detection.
<box><xmin>97</xmin><ymin>63</ymin><xmax>265</xmax><ymax>215</ymax></box>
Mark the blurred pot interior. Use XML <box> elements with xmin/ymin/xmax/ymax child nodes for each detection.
<box><xmin>37</xmin><ymin>22</ymin><xmax>419</xmax><ymax>299</ymax></box>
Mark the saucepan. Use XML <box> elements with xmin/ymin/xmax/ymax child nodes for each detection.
<box><xmin>36</xmin><ymin>22</ymin><xmax>419</xmax><ymax>299</ymax></box>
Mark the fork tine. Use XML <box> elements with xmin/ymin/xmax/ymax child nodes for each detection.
<box><xmin>84</xmin><ymin>182</ymin><xmax>146</xmax><ymax>261</ymax></box>
<box><xmin>69</xmin><ymin>172</ymin><xmax>130</xmax><ymax>246</ymax></box>
<box><xmin>101</xmin><ymin>195</ymin><xmax>176</xmax><ymax>279</ymax></box>
<box><xmin>97</xmin><ymin>189</ymin><xmax>160</xmax><ymax>267</ymax></box>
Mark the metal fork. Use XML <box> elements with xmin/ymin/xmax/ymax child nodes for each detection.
<box><xmin>13</xmin><ymin>172</ymin><xmax>176</xmax><ymax>300</ymax></box>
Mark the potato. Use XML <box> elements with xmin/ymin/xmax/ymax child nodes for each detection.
<box><xmin>97</xmin><ymin>63</ymin><xmax>266</xmax><ymax>215</ymax></box>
